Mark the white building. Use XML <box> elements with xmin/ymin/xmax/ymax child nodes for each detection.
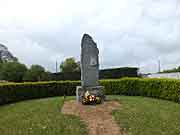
<box><xmin>147</xmin><ymin>72</ymin><xmax>180</xmax><ymax>79</ymax></box>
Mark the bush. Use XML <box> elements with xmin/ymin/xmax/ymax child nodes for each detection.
<box><xmin>0</xmin><ymin>81</ymin><xmax>80</xmax><ymax>105</ymax></box>
<box><xmin>99</xmin><ymin>67</ymin><xmax>138</xmax><ymax>79</ymax></box>
<box><xmin>0</xmin><ymin>78</ymin><xmax>180</xmax><ymax>105</ymax></box>
<box><xmin>100</xmin><ymin>78</ymin><xmax>180</xmax><ymax>102</ymax></box>
<box><xmin>51</xmin><ymin>67</ymin><xmax>138</xmax><ymax>81</ymax></box>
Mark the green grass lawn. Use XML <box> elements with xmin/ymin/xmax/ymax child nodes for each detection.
<box><xmin>0</xmin><ymin>97</ymin><xmax>87</xmax><ymax>135</ymax></box>
<box><xmin>0</xmin><ymin>96</ymin><xmax>180</xmax><ymax>135</ymax></box>
<box><xmin>109</xmin><ymin>96</ymin><xmax>180</xmax><ymax>135</ymax></box>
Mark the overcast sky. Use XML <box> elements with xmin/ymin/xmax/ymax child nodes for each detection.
<box><xmin>0</xmin><ymin>0</ymin><xmax>180</xmax><ymax>73</ymax></box>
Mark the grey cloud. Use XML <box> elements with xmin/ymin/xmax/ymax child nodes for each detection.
<box><xmin>0</xmin><ymin>0</ymin><xmax>180</xmax><ymax>73</ymax></box>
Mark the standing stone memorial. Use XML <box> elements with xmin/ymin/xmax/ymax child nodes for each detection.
<box><xmin>76</xmin><ymin>34</ymin><xmax>105</xmax><ymax>102</ymax></box>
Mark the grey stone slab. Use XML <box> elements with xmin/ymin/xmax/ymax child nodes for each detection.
<box><xmin>76</xmin><ymin>34</ymin><xmax>105</xmax><ymax>103</ymax></box>
<box><xmin>81</xmin><ymin>34</ymin><xmax>99</xmax><ymax>87</ymax></box>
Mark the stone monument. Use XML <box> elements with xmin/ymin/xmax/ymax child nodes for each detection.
<box><xmin>76</xmin><ymin>34</ymin><xmax>105</xmax><ymax>102</ymax></box>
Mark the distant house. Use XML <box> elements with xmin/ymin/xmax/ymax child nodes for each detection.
<box><xmin>145</xmin><ymin>72</ymin><xmax>180</xmax><ymax>79</ymax></box>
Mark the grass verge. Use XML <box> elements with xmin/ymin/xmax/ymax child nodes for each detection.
<box><xmin>109</xmin><ymin>96</ymin><xmax>180</xmax><ymax>135</ymax></box>
<box><xmin>0</xmin><ymin>97</ymin><xmax>87</xmax><ymax>135</ymax></box>
<box><xmin>1</xmin><ymin>96</ymin><xmax>180</xmax><ymax>135</ymax></box>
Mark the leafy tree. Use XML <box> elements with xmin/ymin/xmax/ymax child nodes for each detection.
<box><xmin>0</xmin><ymin>58</ymin><xmax>2</xmax><ymax>64</ymax></box>
<box><xmin>60</xmin><ymin>57</ymin><xmax>80</xmax><ymax>72</ymax></box>
<box><xmin>13</xmin><ymin>57</ymin><xmax>18</xmax><ymax>62</ymax></box>
<box><xmin>0</xmin><ymin>52</ymin><xmax>3</xmax><ymax>64</ymax></box>
<box><xmin>0</xmin><ymin>63</ymin><xmax>3</xmax><ymax>80</ymax></box>
<box><xmin>23</xmin><ymin>65</ymin><xmax>48</xmax><ymax>82</ymax></box>
<box><xmin>161</xmin><ymin>66</ymin><xmax>180</xmax><ymax>73</ymax></box>
<box><xmin>39</xmin><ymin>71</ymin><xmax>52</xmax><ymax>81</ymax></box>
<box><xmin>0</xmin><ymin>62</ymin><xmax>27</xmax><ymax>82</ymax></box>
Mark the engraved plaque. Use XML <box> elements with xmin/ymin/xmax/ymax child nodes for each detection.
<box><xmin>90</xmin><ymin>57</ymin><xmax>97</xmax><ymax>66</ymax></box>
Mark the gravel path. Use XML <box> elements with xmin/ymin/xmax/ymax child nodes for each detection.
<box><xmin>61</xmin><ymin>100</ymin><xmax>122</xmax><ymax>135</ymax></box>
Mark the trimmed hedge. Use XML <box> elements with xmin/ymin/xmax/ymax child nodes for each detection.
<box><xmin>51</xmin><ymin>67</ymin><xmax>138</xmax><ymax>81</ymax></box>
<box><xmin>0</xmin><ymin>81</ymin><xmax>80</xmax><ymax>105</ymax></box>
<box><xmin>0</xmin><ymin>78</ymin><xmax>180</xmax><ymax>105</ymax></box>
<box><xmin>99</xmin><ymin>67</ymin><xmax>138</xmax><ymax>79</ymax></box>
<box><xmin>101</xmin><ymin>78</ymin><xmax>180</xmax><ymax>102</ymax></box>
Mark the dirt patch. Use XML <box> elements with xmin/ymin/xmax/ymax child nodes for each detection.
<box><xmin>61</xmin><ymin>100</ymin><xmax>122</xmax><ymax>135</ymax></box>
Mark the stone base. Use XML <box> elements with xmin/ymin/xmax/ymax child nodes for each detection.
<box><xmin>76</xmin><ymin>86</ymin><xmax>106</xmax><ymax>102</ymax></box>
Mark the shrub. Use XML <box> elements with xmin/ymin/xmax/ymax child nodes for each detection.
<box><xmin>100</xmin><ymin>78</ymin><xmax>180</xmax><ymax>102</ymax></box>
<box><xmin>99</xmin><ymin>67</ymin><xmax>138</xmax><ymax>79</ymax></box>
<box><xmin>0</xmin><ymin>81</ymin><xmax>80</xmax><ymax>105</ymax></box>
<box><xmin>0</xmin><ymin>78</ymin><xmax>180</xmax><ymax>105</ymax></box>
<box><xmin>51</xmin><ymin>67</ymin><xmax>138</xmax><ymax>81</ymax></box>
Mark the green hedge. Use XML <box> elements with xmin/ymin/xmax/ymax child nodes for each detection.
<box><xmin>0</xmin><ymin>78</ymin><xmax>180</xmax><ymax>105</ymax></box>
<box><xmin>101</xmin><ymin>78</ymin><xmax>180</xmax><ymax>102</ymax></box>
<box><xmin>0</xmin><ymin>81</ymin><xmax>80</xmax><ymax>105</ymax></box>
<box><xmin>51</xmin><ymin>67</ymin><xmax>138</xmax><ymax>81</ymax></box>
<box><xmin>99</xmin><ymin>67</ymin><xmax>138</xmax><ymax>79</ymax></box>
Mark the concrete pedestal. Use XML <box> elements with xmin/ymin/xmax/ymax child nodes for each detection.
<box><xmin>76</xmin><ymin>86</ymin><xmax>105</xmax><ymax>102</ymax></box>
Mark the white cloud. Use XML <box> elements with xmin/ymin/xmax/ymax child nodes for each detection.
<box><xmin>0</xmin><ymin>0</ymin><xmax>180</xmax><ymax>73</ymax></box>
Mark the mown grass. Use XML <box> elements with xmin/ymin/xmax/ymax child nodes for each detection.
<box><xmin>0</xmin><ymin>97</ymin><xmax>87</xmax><ymax>135</ymax></box>
<box><xmin>0</xmin><ymin>96</ymin><xmax>180</xmax><ymax>135</ymax></box>
<box><xmin>109</xmin><ymin>96</ymin><xmax>180</xmax><ymax>135</ymax></box>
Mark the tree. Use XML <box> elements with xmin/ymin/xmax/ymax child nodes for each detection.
<box><xmin>60</xmin><ymin>57</ymin><xmax>80</xmax><ymax>72</ymax></box>
<box><xmin>0</xmin><ymin>62</ymin><xmax>27</xmax><ymax>82</ymax></box>
<box><xmin>161</xmin><ymin>66</ymin><xmax>180</xmax><ymax>73</ymax></box>
<box><xmin>0</xmin><ymin>52</ymin><xmax>3</xmax><ymax>64</ymax></box>
<box><xmin>23</xmin><ymin>65</ymin><xmax>48</xmax><ymax>82</ymax></box>
<box><xmin>13</xmin><ymin>57</ymin><xmax>18</xmax><ymax>62</ymax></box>
<box><xmin>39</xmin><ymin>71</ymin><xmax>52</xmax><ymax>81</ymax></box>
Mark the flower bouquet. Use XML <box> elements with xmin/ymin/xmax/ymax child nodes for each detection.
<box><xmin>82</xmin><ymin>91</ymin><xmax>101</xmax><ymax>105</ymax></box>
